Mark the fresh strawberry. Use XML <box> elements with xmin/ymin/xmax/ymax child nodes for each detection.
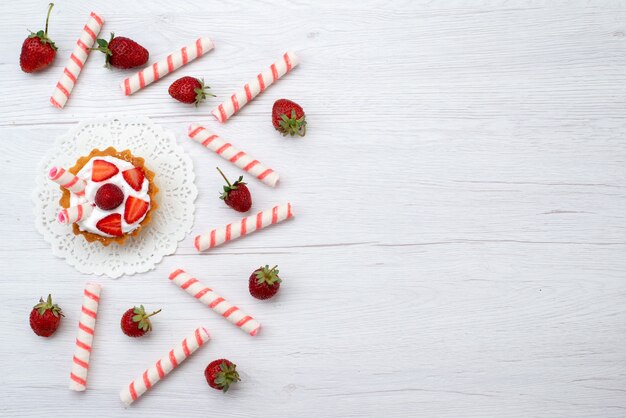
<box><xmin>96</xmin><ymin>213</ymin><xmax>123</xmax><ymax>236</ymax></box>
<box><xmin>216</xmin><ymin>167</ymin><xmax>251</xmax><ymax>212</ymax></box>
<box><xmin>93</xmin><ymin>33</ymin><xmax>148</xmax><ymax>69</ymax></box>
<box><xmin>124</xmin><ymin>196</ymin><xmax>149</xmax><ymax>224</ymax></box>
<box><xmin>204</xmin><ymin>359</ymin><xmax>241</xmax><ymax>392</ymax></box>
<box><xmin>120</xmin><ymin>305</ymin><xmax>161</xmax><ymax>337</ymax></box>
<box><xmin>168</xmin><ymin>76</ymin><xmax>215</xmax><ymax>106</ymax></box>
<box><xmin>95</xmin><ymin>183</ymin><xmax>124</xmax><ymax>210</ymax></box>
<box><xmin>30</xmin><ymin>294</ymin><xmax>63</xmax><ymax>337</ymax></box>
<box><xmin>20</xmin><ymin>3</ymin><xmax>57</xmax><ymax>73</ymax></box>
<box><xmin>272</xmin><ymin>99</ymin><xmax>306</xmax><ymax>137</ymax></box>
<box><xmin>249</xmin><ymin>265</ymin><xmax>281</xmax><ymax>300</ymax></box>
<box><xmin>122</xmin><ymin>167</ymin><xmax>145</xmax><ymax>191</ymax></box>
<box><xmin>92</xmin><ymin>159</ymin><xmax>119</xmax><ymax>182</ymax></box>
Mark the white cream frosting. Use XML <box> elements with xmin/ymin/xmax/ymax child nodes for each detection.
<box><xmin>69</xmin><ymin>156</ymin><xmax>150</xmax><ymax>237</ymax></box>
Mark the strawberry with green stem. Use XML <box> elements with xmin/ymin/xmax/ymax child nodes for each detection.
<box><xmin>29</xmin><ymin>294</ymin><xmax>64</xmax><ymax>337</ymax></box>
<box><xmin>204</xmin><ymin>359</ymin><xmax>241</xmax><ymax>392</ymax></box>
<box><xmin>20</xmin><ymin>3</ymin><xmax>57</xmax><ymax>73</ymax></box>
<box><xmin>216</xmin><ymin>167</ymin><xmax>251</xmax><ymax>212</ymax></box>
<box><xmin>249</xmin><ymin>265</ymin><xmax>282</xmax><ymax>300</ymax></box>
<box><xmin>272</xmin><ymin>99</ymin><xmax>306</xmax><ymax>137</ymax></box>
<box><xmin>120</xmin><ymin>305</ymin><xmax>161</xmax><ymax>337</ymax></box>
<box><xmin>168</xmin><ymin>76</ymin><xmax>215</xmax><ymax>106</ymax></box>
<box><xmin>92</xmin><ymin>32</ymin><xmax>149</xmax><ymax>69</ymax></box>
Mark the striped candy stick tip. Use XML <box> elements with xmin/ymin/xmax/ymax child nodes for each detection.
<box><xmin>50</xmin><ymin>97</ymin><xmax>63</xmax><ymax>109</ymax></box>
<box><xmin>48</xmin><ymin>166</ymin><xmax>61</xmax><ymax>179</ymax></box>
<box><xmin>58</xmin><ymin>204</ymin><xmax>94</xmax><ymax>224</ymax></box>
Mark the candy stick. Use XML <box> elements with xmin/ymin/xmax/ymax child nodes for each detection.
<box><xmin>119</xmin><ymin>327</ymin><xmax>210</xmax><ymax>406</ymax></box>
<box><xmin>194</xmin><ymin>203</ymin><xmax>293</xmax><ymax>252</ymax></box>
<box><xmin>120</xmin><ymin>37</ymin><xmax>214</xmax><ymax>96</ymax></box>
<box><xmin>50</xmin><ymin>12</ymin><xmax>104</xmax><ymax>109</ymax></box>
<box><xmin>48</xmin><ymin>166</ymin><xmax>87</xmax><ymax>196</ymax></box>
<box><xmin>188</xmin><ymin>124</ymin><xmax>280</xmax><ymax>187</ymax></box>
<box><xmin>58</xmin><ymin>204</ymin><xmax>94</xmax><ymax>224</ymax></box>
<box><xmin>169</xmin><ymin>269</ymin><xmax>261</xmax><ymax>336</ymax></box>
<box><xmin>69</xmin><ymin>283</ymin><xmax>102</xmax><ymax>391</ymax></box>
<box><xmin>211</xmin><ymin>51</ymin><xmax>299</xmax><ymax>123</ymax></box>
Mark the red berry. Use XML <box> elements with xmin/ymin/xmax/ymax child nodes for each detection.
<box><xmin>249</xmin><ymin>265</ymin><xmax>281</xmax><ymax>300</ymax></box>
<box><xmin>216</xmin><ymin>167</ymin><xmax>252</xmax><ymax>212</ymax></box>
<box><xmin>95</xmin><ymin>183</ymin><xmax>124</xmax><ymax>210</ymax></box>
<box><xmin>29</xmin><ymin>294</ymin><xmax>63</xmax><ymax>337</ymax></box>
<box><xmin>204</xmin><ymin>359</ymin><xmax>241</xmax><ymax>392</ymax></box>
<box><xmin>96</xmin><ymin>213</ymin><xmax>123</xmax><ymax>236</ymax></box>
<box><xmin>94</xmin><ymin>33</ymin><xmax>149</xmax><ymax>69</ymax></box>
<box><xmin>120</xmin><ymin>305</ymin><xmax>161</xmax><ymax>337</ymax></box>
<box><xmin>272</xmin><ymin>99</ymin><xmax>306</xmax><ymax>137</ymax></box>
<box><xmin>20</xmin><ymin>3</ymin><xmax>57</xmax><ymax>73</ymax></box>
<box><xmin>169</xmin><ymin>76</ymin><xmax>215</xmax><ymax>106</ymax></box>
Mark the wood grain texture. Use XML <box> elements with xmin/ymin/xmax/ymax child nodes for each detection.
<box><xmin>1</xmin><ymin>0</ymin><xmax>625</xmax><ymax>416</ymax></box>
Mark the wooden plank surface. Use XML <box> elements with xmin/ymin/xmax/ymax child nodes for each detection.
<box><xmin>0</xmin><ymin>1</ymin><xmax>625</xmax><ymax>416</ymax></box>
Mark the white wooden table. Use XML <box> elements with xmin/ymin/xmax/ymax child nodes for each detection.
<box><xmin>1</xmin><ymin>1</ymin><xmax>625</xmax><ymax>416</ymax></box>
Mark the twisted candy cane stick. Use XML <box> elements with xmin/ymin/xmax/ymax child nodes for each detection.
<box><xmin>195</xmin><ymin>203</ymin><xmax>293</xmax><ymax>252</ymax></box>
<box><xmin>120</xmin><ymin>327</ymin><xmax>210</xmax><ymax>406</ymax></box>
<box><xmin>211</xmin><ymin>51</ymin><xmax>299</xmax><ymax>123</ymax></box>
<box><xmin>69</xmin><ymin>283</ymin><xmax>101</xmax><ymax>391</ymax></box>
<box><xmin>48</xmin><ymin>167</ymin><xmax>87</xmax><ymax>196</ymax></box>
<box><xmin>188</xmin><ymin>124</ymin><xmax>280</xmax><ymax>187</ymax></box>
<box><xmin>50</xmin><ymin>12</ymin><xmax>104</xmax><ymax>109</ymax></box>
<box><xmin>169</xmin><ymin>269</ymin><xmax>261</xmax><ymax>336</ymax></box>
<box><xmin>121</xmin><ymin>37</ymin><xmax>214</xmax><ymax>96</ymax></box>
<box><xmin>58</xmin><ymin>204</ymin><xmax>94</xmax><ymax>224</ymax></box>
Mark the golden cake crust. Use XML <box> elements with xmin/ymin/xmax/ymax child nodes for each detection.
<box><xmin>59</xmin><ymin>147</ymin><xmax>158</xmax><ymax>246</ymax></box>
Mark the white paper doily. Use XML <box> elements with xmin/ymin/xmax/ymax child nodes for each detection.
<box><xmin>33</xmin><ymin>117</ymin><xmax>197</xmax><ymax>278</ymax></box>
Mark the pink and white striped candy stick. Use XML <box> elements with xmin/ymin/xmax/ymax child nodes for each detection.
<box><xmin>188</xmin><ymin>124</ymin><xmax>280</xmax><ymax>187</ymax></box>
<box><xmin>211</xmin><ymin>50</ymin><xmax>299</xmax><ymax>123</ymax></box>
<box><xmin>48</xmin><ymin>166</ymin><xmax>87</xmax><ymax>196</ymax></box>
<box><xmin>50</xmin><ymin>12</ymin><xmax>104</xmax><ymax>109</ymax></box>
<box><xmin>194</xmin><ymin>203</ymin><xmax>293</xmax><ymax>252</ymax></box>
<box><xmin>119</xmin><ymin>327</ymin><xmax>210</xmax><ymax>406</ymax></box>
<box><xmin>120</xmin><ymin>37</ymin><xmax>214</xmax><ymax>96</ymax></box>
<box><xmin>58</xmin><ymin>204</ymin><xmax>94</xmax><ymax>224</ymax></box>
<box><xmin>69</xmin><ymin>283</ymin><xmax>101</xmax><ymax>391</ymax></box>
<box><xmin>169</xmin><ymin>269</ymin><xmax>261</xmax><ymax>336</ymax></box>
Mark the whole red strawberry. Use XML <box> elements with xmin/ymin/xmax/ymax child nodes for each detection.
<box><xmin>95</xmin><ymin>183</ymin><xmax>124</xmax><ymax>210</ymax></box>
<box><xmin>169</xmin><ymin>77</ymin><xmax>215</xmax><ymax>106</ymax></box>
<box><xmin>249</xmin><ymin>265</ymin><xmax>281</xmax><ymax>300</ymax></box>
<box><xmin>272</xmin><ymin>99</ymin><xmax>306</xmax><ymax>137</ymax></box>
<box><xmin>120</xmin><ymin>305</ymin><xmax>161</xmax><ymax>337</ymax></box>
<box><xmin>93</xmin><ymin>33</ymin><xmax>148</xmax><ymax>69</ymax></box>
<box><xmin>29</xmin><ymin>294</ymin><xmax>63</xmax><ymax>337</ymax></box>
<box><xmin>217</xmin><ymin>167</ymin><xmax>251</xmax><ymax>212</ymax></box>
<box><xmin>204</xmin><ymin>359</ymin><xmax>241</xmax><ymax>392</ymax></box>
<box><xmin>20</xmin><ymin>3</ymin><xmax>57</xmax><ymax>73</ymax></box>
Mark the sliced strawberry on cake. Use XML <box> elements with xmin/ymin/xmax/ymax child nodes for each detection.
<box><xmin>96</xmin><ymin>213</ymin><xmax>123</xmax><ymax>236</ymax></box>
<box><xmin>122</xmin><ymin>167</ymin><xmax>145</xmax><ymax>191</ymax></box>
<box><xmin>124</xmin><ymin>196</ymin><xmax>149</xmax><ymax>224</ymax></box>
<box><xmin>92</xmin><ymin>159</ymin><xmax>119</xmax><ymax>182</ymax></box>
